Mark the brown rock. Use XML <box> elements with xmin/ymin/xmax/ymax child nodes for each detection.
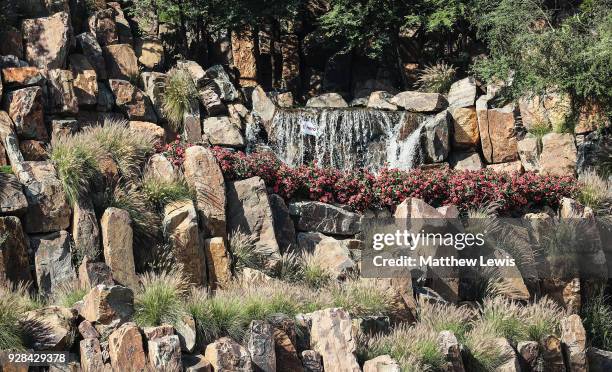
<box><xmin>449</xmin><ymin>151</ymin><xmax>483</xmax><ymax>171</ymax></box>
<box><xmin>540</xmin><ymin>133</ymin><xmax>577</xmax><ymax>176</ymax></box>
<box><xmin>183</xmin><ymin>146</ymin><xmax>226</xmax><ymax>237</ymax></box>
<box><xmin>73</xmin><ymin>197</ymin><xmax>101</xmax><ymax>261</ymax></box>
<box><xmin>0</xmin><ymin>27</ymin><xmax>23</xmax><ymax>59</ymax></box>
<box><xmin>76</xmin><ymin>32</ymin><xmax>108</xmax><ymax>80</ymax></box>
<box><xmin>301</xmin><ymin>350</ymin><xmax>322</xmax><ymax>372</ymax></box>
<box><xmin>81</xmin><ymin>285</ymin><xmax>134</xmax><ymax>325</ymax></box>
<box><xmin>22</xmin><ymin>11</ymin><xmax>71</xmax><ymax>69</ymax></box>
<box><xmin>519</xmin><ymin>92</ymin><xmax>572</xmax><ymax>132</ymax></box>
<box><xmin>517</xmin><ymin>341</ymin><xmax>539</xmax><ymax>370</ymax></box>
<box><xmin>437</xmin><ymin>331</ymin><xmax>464</xmax><ymax>372</ymax></box>
<box><xmin>108</xmin><ymin>323</ymin><xmax>147</xmax><ymax>372</ymax></box>
<box><xmin>450</xmin><ymin>107</ymin><xmax>479</xmax><ymax>149</ymax></box>
<box><xmin>78</xmin><ymin>258</ymin><xmax>114</xmax><ymax>288</ymax></box>
<box><xmin>486</xmin><ymin>161</ymin><xmax>524</xmax><ymax>174</ymax></box>
<box><xmin>31</xmin><ymin>231</ymin><xmax>77</xmax><ymax>294</ymax></box>
<box><xmin>561</xmin><ymin>314</ymin><xmax>587</xmax><ymax>372</ymax></box>
<box><xmin>0</xmin><ymin>216</ymin><xmax>32</xmax><ymax>283</ymax></box>
<box><xmin>101</xmin><ymin>207</ymin><xmax>138</xmax><ymax>288</ymax></box>
<box><xmin>310</xmin><ymin>308</ymin><xmax>360</xmax><ymax>372</ymax></box>
<box><xmin>163</xmin><ymin>200</ymin><xmax>206</xmax><ymax>286</ymax></box>
<box><xmin>143</xmin><ymin>324</ymin><xmax>174</xmax><ymax>341</ymax></box>
<box><xmin>541</xmin><ymin>335</ymin><xmax>565</xmax><ymax>372</ymax></box>
<box><xmin>367</xmin><ymin>91</ymin><xmax>398</xmax><ymax>111</ymax></box>
<box><xmin>176</xmin><ymin>314</ymin><xmax>197</xmax><ymax>353</ymax></box>
<box><xmin>78</xmin><ymin>320</ymin><xmax>100</xmax><ymax>339</ymax></box>
<box><xmin>0</xmin><ymin>175</ymin><xmax>28</xmax><ymax>215</ymax></box>
<box><xmin>19</xmin><ymin>140</ymin><xmax>48</xmax><ymax>161</ymax></box>
<box><xmin>203</xmin><ymin>116</ymin><xmax>245</xmax><ymax>148</ymax></box>
<box><xmin>575</xmin><ymin>100</ymin><xmax>610</xmax><ymax>134</ymax></box>
<box><xmin>276</xmin><ymin>92</ymin><xmax>294</xmax><ymax>108</ymax></box>
<box><xmin>107</xmin><ymin>2</ymin><xmax>133</xmax><ymax>45</ymax></box>
<box><xmin>306</xmin><ymin>93</ymin><xmax>348</xmax><ymax>108</ymax></box>
<box><xmin>147</xmin><ymin>154</ymin><xmax>176</xmax><ymax>182</ymax></box>
<box><xmin>135</xmin><ymin>38</ymin><xmax>164</xmax><ymax>70</ymax></box>
<box><xmin>148</xmin><ymin>335</ymin><xmax>183</xmax><ymax>371</ymax></box>
<box><xmin>183</xmin><ymin>101</ymin><xmax>202</xmax><ymax>144</ymax></box>
<box><xmin>51</xmin><ymin>119</ymin><xmax>79</xmax><ymax>137</ymax></box>
<box><xmin>2</xmin><ymin>67</ymin><xmax>44</xmax><ymax>87</ymax></box>
<box><xmin>280</xmin><ymin>34</ymin><xmax>301</xmax><ymax>94</ymax></box>
<box><xmin>363</xmin><ymin>355</ymin><xmax>401</xmax><ymax>372</ymax></box>
<box><xmin>128</xmin><ymin>121</ymin><xmax>165</xmax><ymax>144</ymax></box>
<box><xmin>204</xmin><ymin>337</ymin><xmax>253</xmax><ymax>371</ymax></box>
<box><xmin>109</xmin><ymin>79</ymin><xmax>157</xmax><ymax>122</ymax></box>
<box><xmin>247</xmin><ymin>320</ymin><xmax>276</xmax><ymax>372</ymax></box>
<box><xmin>273</xmin><ymin>327</ymin><xmax>303</xmax><ymax>372</ymax></box>
<box><xmin>4</xmin><ymin>86</ymin><xmax>47</xmax><ymax>140</ymax></box>
<box><xmin>88</xmin><ymin>8</ymin><xmax>118</xmax><ymax>47</ymax></box>
<box><xmin>183</xmin><ymin>354</ymin><xmax>212</xmax><ymax>372</ymax></box>
<box><xmin>204</xmin><ymin>238</ymin><xmax>232</xmax><ymax>289</ymax></box>
<box><xmin>494</xmin><ymin>338</ymin><xmax>520</xmax><ymax>372</ymax></box>
<box><xmin>104</xmin><ymin>44</ymin><xmax>139</xmax><ymax>80</ymax></box>
<box><xmin>313</xmin><ymin>237</ymin><xmax>356</xmax><ymax>279</ymax></box>
<box><xmin>517</xmin><ymin>135</ymin><xmax>540</xmax><ymax>172</ymax></box>
<box><xmin>80</xmin><ymin>338</ymin><xmax>105</xmax><ymax>372</ymax></box>
<box><xmin>231</xmin><ymin>26</ymin><xmax>258</xmax><ymax>88</ymax></box>
<box><xmin>22</xmin><ymin>306</ymin><xmax>77</xmax><ymax>351</ymax></box>
<box><xmin>46</xmin><ymin>69</ymin><xmax>79</xmax><ymax>114</ymax></box>
<box><xmin>70</xmin><ymin>54</ymin><xmax>99</xmax><ymax>107</ymax></box>
<box><xmin>390</xmin><ymin>91</ymin><xmax>448</xmax><ymax>112</ymax></box>
<box><xmin>251</xmin><ymin>86</ymin><xmax>276</xmax><ymax>132</ymax></box>
<box><xmin>478</xmin><ymin>101</ymin><xmax>518</xmax><ymax>164</ymax></box>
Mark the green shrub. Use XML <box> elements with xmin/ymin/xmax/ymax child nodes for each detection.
<box><xmin>228</xmin><ymin>229</ymin><xmax>272</xmax><ymax>273</ymax></box>
<box><xmin>417</xmin><ymin>62</ymin><xmax>457</xmax><ymax>93</ymax></box>
<box><xmin>464</xmin><ymin>322</ymin><xmax>514</xmax><ymax>372</ymax></box>
<box><xmin>0</xmin><ymin>283</ymin><xmax>40</xmax><ymax>351</ymax></box>
<box><xmin>134</xmin><ymin>270</ymin><xmax>188</xmax><ymax>327</ymax></box>
<box><xmin>582</xmin><ymin>290</ymin><xmax>612</xmax><ymax>350</ymax></box>
<box><xmin>478</xmin><ymin>297</ymin><xmax>528</xmax><ymax>344</ymax></box>
<box><xmin>52</xmin><ymin>282</ymin><xmax>89</xmax><ymax>308</ymax></box>
<box><xmin>330</xmin><ymin>280</ymin><xmax>394</xmax><ymax>317</ymax></box>
<box><xmin>417</xmin><ymin>298</ymin><xmax>474</xmax><ymax>341</ymax></box>
<box><xmin>0</xmin><ymin>165</ymin><xmax>12</xmax><ymax>174</ymax></box>
<box><xmin>270</xmin><ymin>251</ymin><xmax>303</xmax><ymax>282</ymax></box>
<box><xmin>301</xmin><ymin>253</ymin><xmax>332</xmax><ymax>289</ymax></box>
<box><xmin>162</xmin><ymin>68</ymin><xmax>199</xmax><ymax>131</ymax></box>
<box><xmin>578</xmin><ymin>169</ymin><xmax>612</xmax><ymax>215</ymax></box>
<box><xmin>142</xmin><ymin>168</ymin><xmax>192</xmax><ymax>208</ymax></box>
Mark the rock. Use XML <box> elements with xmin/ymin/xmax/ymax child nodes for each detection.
<box><xmin>175</xmin><ymin>314</ymin><xmax>197</xmax><ymax>353</ymax></box>
<box><xmin>108</xmin><ymin>323</ymin><xmax>147</xmax><ymax>372</ymax></box>
<box><xmin>517</xmin><ymin>341</ymin><xmax>539</xmax><ymax>370</ymax></box>
<box><xmin>226</xmin><ymin>176</ymin><xmax>281</xmax><ymax>265</ymax></box>
<box><xmin>575</xmin><ymin>100</ymin><xmax>610</xmax><ymax>134</ymax></box>
<box><xmin>306</xmin><ymin>93</ymin><xmax>348</xmax><ymax>108</ymax></box>
<box><xmin>301</xmin><ymin>350</ymin><xmax>323</xmax><ymax>372</ymax></box>
<box><xmin>0</xmin><ymin>174</ymin><xmax>28</xmax><ymax>215</ymax></box>
<box><xmin>183</xmin><ymin>146</ymin><xmax>226</xmax><ymax>237</ymax></box>
<box><xmin>239</xmin><ymin>268</ymin><xmax>276</xmax><ymax>286</ymax></box>
<box><xmin>51</xmin><ymin>119</ymin><xmax>79</xmax><ymax>137</ymax></box>
<box><xmin>251</xmin><ymin>86</ymin><xmax>276</xmax><ymax>132</ymax></box>
<box><xmin>437</xmin><ymin>331</ymin><xmax>464</xmax><ymax>372</ymax></box>
<box><xmin>183</xmin><ymin>354</ymin><xmax>212</xmax><ymax>372</ymax></box>
<box><xmin>2</xmin><ymin>67</ymin><xmax>44</xmax><ymax>87</ymax></box>
<box><xmin>198</xmin><ymin>85</ymin><xmax>226</xmax><ymax>117</ymax></box>
<box><xmin>449</xmin><ymin>151</ymin><xmax>483</xmax><ymax>171</ymax></box>
<box><xmin>247</xmin><ymin>320</ymin><xmax>276</xmax><ymax>372</ymax></box>
<box><xmin>80</xmin><ymin>338</ymin><xmax>105</xmax><ymax>372</ymax></box>
<box><xmin>0</xmin><ymin>55</ymin><xmax>28</xmax><ymax>69</ymax></box>
<box><xmin>147</xmin><ymin>154</ymin><xmax>176</xmax><ymax>181</ymax></box>
<box><xmin>450</xmin><ymin>107</ymin><xmax>479</xmax><ymax>149</ymax></box>
<box><xmin>76</xmin><ymin>33</ymin><xmax>108</xmax><ymax>80</ymax></box>
<box><xmin>205</xmin><ymin>65</ymin><xmax>240</xmax><ymax>102</ymax></box>
<box><xmin>421</xmin><ymin>110</ymin><xmax>451</xmax><ymax>163</ymax></box>
<box><xmin>78</xmin><ymin>320</ymin><xmax>100</xmax><ymax>339</ymax></box>
<box><xmin>107</xmin><ymin>2</ymin><xmax>133</xmax><ymax>45</ymax></box>
<box><xmin>203</xmin><ymin>116</ymin><xmax>245</xmax><ymax>148</ymax></box>
<box><xmin>101</xmin><ymin>207</ymin><xmax>138</xmax><ymax>288</ymax></box>
<box><xmin>183</xmin><ymin>101</ymin><xmax>201</xmax><ymax>143</ymax></box>
<box><xmin>231</xmin><ymin>26</ymin><xmax>258</xmax><ymax>88</ymax></box>
<box><xmin>204</xmin><ymin>337</ymin><xmax>253</xmax><ymax>371</ymax></box>
<box><xmin>4</xmin><ymin>86</ymin><xmax>47</xmax><ymax>140</ymax></box>
<box><xmin>276</xmin><ymin>92</ymin><xmax>294</xmax><ymax>108</ymax></box>
<box><xmin>310</xmin><ymin>308</ymin><xmax>360</xmax><ymax>372</ymax></box>
<box><xmin>97</xmin><ymin>82</ymin><xmax>115</xmax><ymax>112</ymax></box>
<box><xmin>163</xmin><ymin>200</ymin><xmax>206</xmax><ymax>286</ymax></box>
<box><xmin>22</xmin><ymin>306</ymin><xmax>77</xmax><ymax>351</ymax></box>
<box><xmin>540</xmin><ymin>133</ymin><xmax>577</xmax><ymax>176</ymax></box>
<box><xmin>519</xmin><ymin>92</ymin><xmax>572</xmax><ymax>132</ymax></box>
<box><xmin>31</xmin><ymin>231</ymin><xmax>76</xmax><ymax>294</ymax></box>
<box><xmin>143</xmin><ymin>324</ymin><xmax>174</xmax><ymax>341</ymax></box>
<box><xmin>177</xmin><ymin>60</ymin><xmax>206</xmax><ymax>83</ymax></box>
<box><xmin>70</xmin><ymin>54</ymin><xmax>98</xmax><ymax>107</ymax></box>
<box><xmin>0</xmin><ymin>217</ymin><xmax>32</xmax><ymax>283</ymax></box>
<box><xmin>204</xmin><ymin>238</ymin><xmax>232</xmax><ymax>289</ymax></box>
<box><xmin>541</xmin><ymin>335</ymin><xmax>565</xmax><ymax>371</ymax></box>
<box><xmin>88</xmin><ymin>8</ymin><xmax>118</xmax><ymax>47</ymax></box>
<box><xmin>46</xmin><ymin>69</ymin><xmax>79</xmax><ymax>114</ymax></box>
<box><xmin>478</xmin><ymin>101</ymin><xmax>518</xmax><ymax>164</ymax></box>
<box><xmin>109</xmin><ymin>79</ymin><xmax>157</xmax><ymax>122</ymax></box>
<box><xmin>313</xmin><ymin>237</ymin><xmax>356</xmax><ymax>279</ymax></box>
<box><xmin>81</xmin><ymin>284</ymin><xmax>134</xmax><ymax>325</ymax></box>
<box><xmin>141</xmin><ymin>72</ymin><xmax>167</xmax><ymax>119</ymax></box>
<box><xmin>561</xmin><ymin>314</ymin><xmax>587</xmax><ymax>372</ymax></box>
<box><xmin>73</xmin><ymin>197</ymin><xmax>100</xmax><ymax>260</ymax></box>
<box><xmin>390</xmin><ymin>91</ymin><xmax>448</xmax><ymax>112</ymax></box>
<box><xmin>588</xmin><ymin>348</ymin><xmax>612</xmax><ymax>372</ymax></box>
<box><xmin>78</xmin><ymin>258</ymin><xmax>113</xmax><ymax>288</ymax></box>
<box><xmin>363</xmin><ymin>355</ymin><xmax>401</xmax><ymax>372</ymax></box>
<box><xmin>269</xmin><ymin>194</ymin><xmax>297</xmax><ymax>253</ymax></box>
<box><xmin>135</xmin><ymin>38</ymin><xmax>164</xmax><ymax>70</ymax></box>
<box><xmin>494</xmin><ymin>338</ymin><xmax>520</xmax><ymax>372</ymax></box>
<box><xmin>367</xmin><ymin>91</ymin><xmax>398</xmax><ymax>111</ymax></box>
<box><xmin>104</xmin><ymin>44</ymin><xmax>139</xmax><ymax>80</ymax></box>
<box><xmin>22</xmin><ymin>11</ymin><xmax>71</xmax><ymax>69</ymax></box>
<box><xmin>280</xmin><ymin>34</ymin><xmax>301</xmax><ymax>94</ymax></box>
<box><xmin>148</xmin><ymin>335</ymin><xmax>182</xmax><ymax>371</ymax></box>
<box><xmin>517</xmin><ymin>135</ymin><xmax>540</xmax><ymax>172</ymax></box>
<box><xmin>0</xmin><ymin>27</ymin><xmax>23</xmax><ymax>59</ymax></box>
<box><xmin>128</xmin><ymin>121</ymin><xmax>165</xmax><ymax>144</ymax></box>
<box><xmin>289</xmin><ymin>201</ymin><xmax>361</xmax><ymax>236</ymax></box>
<box><xmin>486</xmin><ymin>161</ymin><xmax>524</xmax><ymax>174</ymax></box>
<box><xmin>447</xmin><ymin>77</ymin><xmax>477</xmax><ymax>108</ymax></box>
<box><xmin>19</xmin><ymin>139</ymin><xmax>47</xmax><ymax>161</ymax></box>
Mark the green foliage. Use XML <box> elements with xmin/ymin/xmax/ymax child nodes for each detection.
<box><xmin>417</xmin><ymin>298</ymin><xmax>474</xmax><ymax>341</ymax></box>
<box><xmin>578</xmin><ymin>169</ymin><xmax>612</xmax><ymax>215</ymax></box>
<box><xmin>301</xmin><ymin>253</ymin><xmax>332</xmax><ymax>289</ymax></box>
<box><xmin>0</xmin><ymin>284</ymin><xmax>39</xmax><ymax>351</ymax></box>
<box><xmin>142</xmin><ymin>169</ymin><xmax>192</xmax><ymax>209</ymax></box>
<box><xmin>582</xmin><ymin>289</ymin><xmax>612</xmax><ymax>350</ymax></box>
<box><xmin>528</xmin><ymin>122</ymin><xmax>553</xmax><ymax>143</ymax></box>
<box><xmin>329</xmin><ymin>280</ymin><xmax>394</xmax><ymax>317</ymax></box>
<box><xmin>417</xmin><ymin>62</ymin><xmax>457</xmax><ymax>93</ymax></box>
<box><xmin>52</xmin><ymin>282</ymin><xmax>89</xmax><ymax>308</ymax></box>
<box><xmin>161</xmin><ymin>68</ymin><xmax>199</xmax><ymax>131</ymax></box>
<box><xmin>228</xmin><ymin>229</ymin><xmax>272</xmax><ymax>273</ymax></box>
<box><xmin>0</xmin><ymin>166</ymin><xmax>12</xmax><ymax>174</ymax></box>
<box><xmin>464</xmin><ymin>322</ymin><xmax>513</xmax><ymax>372</ymax></box>
<box><xmin>134</xmin><ymin>270</ymin><xmax>188</xmax><ymax>327</ymax></box>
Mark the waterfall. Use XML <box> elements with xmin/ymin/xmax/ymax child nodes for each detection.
<box><xmin>269</xmin><ymin>108</ymin><xmax>426</xmax><ymax>171</ymax></box>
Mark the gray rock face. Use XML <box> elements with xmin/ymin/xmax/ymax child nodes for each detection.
<box><xmin>4</xmin><ymin>86</ymin><xmax>46</xmax><ymax>140</ymax></box>
<box><xmin>0</xmin><ymin>216</ymin><xmax>32</xmax><ymax>283</ymax></box>
<box><xmin>227</xmin><ymin>177</ymin><xmax>281</xmax><ymax>264</ymax></box>
<box><xmin>301</xmin><ymin>350</ymin><xmax>323</xmax><ymax>372</ymax></box>
<box><xmin>494</xmin><ymin>338</ymin><xmax>520</xmax><ymax>372</ymax></box>
<box><xmin>76</xmin><ymin>32</ymin><xmax>108</xmax><ymax>80</ymax></box>
<box><xmin>203</xmin><ymin>116</ymin><xmax>245</xmax><ymax>148</ymax></box>
<box><xmin>78</xmin><ymin>257</ymin><xmax>114</xmax><ymax>288</ymax></box>
<box><xmin>391</xmin><ymin>91</ymin><xmax>448</xmax><ymax>112</ymax></box>
<box><xmin>0</xmin><ymin>173</ymin><xmax>28</xmax><ymax>215</ymax></box>
<box><xmin>447</xmin><ymin>77</ymin><xmax>477</xmax><ymax>108</ymax></box>
<box><xmin>421</xmin><ymin>110</ymin><xmax>450</xmax><ymax>163</ymax></box>
<box><xmin>51</xmin><ymin>119</ymin><xmax>79</xmax><ymax>137</ymax></box>
<box><xmin>313</xmin><ymin>237</ymin><xmax>356</xmax><ymax>279</ymax></box>
<box><xmin>22</xmin><ymin>11</ymin><xmax>71</xmax><ymax>69</ymax></box>
<box><xmin>183</xmin><ymin>100</ymin><xmax>202</xmax><ymax>143</ymax></box>
<box><xmin>205</xmin><ymin>64</ymin><xmax>240</xmax><ymax>102</ymax></box>
<box><xmin>307</xmin><ymin>93</ymin><xmax>348</xmax><ymax>108</ymax></box>
<box><xmin>289</xmin><ymin>201</ymin><xmax>361</xmax><ymax>236</ymax></box>
<box><xmin>148</xmin><ymin>335</ymin><xmax>183</xmax><ymax>371</ymax></box>
<box><xmin>367</xmin><ymin>91</ymin><xmax>398</xmax><ymax>111</ymax></box>
<box><xmin>204</xmin><ymin>337</ymin><xmax>253</xmax><ymax>372</ymax></box>
<box><xmin>310</xmin><ymin>308</ymin><xmax>360</xmax><ymax>372</ymax></box>
<box><xmin>588</xmin><ymin>348</ymin><xmax>612</xmax><ymax>372</ymax></box>
<box><xmin>517</xmin><ymin>135</ymin><xmax>540</xmax><ymax>172</ymax></box>
<box><xmin>269</xmin><ymin>194</ymin><xmax>297</xmax><ymax>253</ymax></box>
<box><xmin>31</xmin><ymin>230</ymin><xmax>76</xmax><ymax>294</ymax></box>
<box><xmin>175</xmin><ymin>314</ymin><xmax>197</xmax><ymax>353</ymax></box>
<box><xmin>80</xmin><ymin>338</ymin><xmax>105</xmax><ymax>372</ymax></box>
<box><xmin>101</xmin><ymin>207</ymin><xmax>138</xmax><ymax>289</ymax></box>
<box><xmin>46</xmin><ymin>69</ymin><xmax>79</xmax><ymax>114</ymax></box>
<box><xmin>247</xmin><ymin>320</ymin><xmax>276</xmax><ymax>372</ymax></box>
<box><xmin>199</xmin><ymin>85</ymin><xmax>227</xmax><ymax>116</ymax></box>
<box><xmin>88</xmin><ymin>8</ymin><xmax>118</xmax><ymax>47</ymax></box>
<box><xmin>72</xmin><ymin>197</ymin><xmax>100</xmax><ymax>260</ymax></box>
<box><xmin>141</xmin><ymin>72</ymin><xmax>167</xmax><ymax>119</ymax></box>
<box><xmin>449</xmin><ymin>151</ymin><xmax>483</xmax><ymax>171</ymax></box>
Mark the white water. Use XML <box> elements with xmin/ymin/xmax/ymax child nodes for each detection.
<box><xmin>269</xmin><ymin>108</ymin><xmax>427</xmax><ymax>171</ymax></box>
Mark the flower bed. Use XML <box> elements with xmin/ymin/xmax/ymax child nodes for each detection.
<box><xmin>212</xmin><ymin>147</ymin><xmax>577</xmax><ymax>214</ymax></box>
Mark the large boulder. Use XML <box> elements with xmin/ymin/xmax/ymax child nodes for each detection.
<box><xmin>128</xmin><ymin>121</ymin><xmax>165</xmax><ymax>144</ymax></box>
<box><xmin>561</xmin><ymin>314</ymin><xmax>587</xmax><ymax>372</ymax></box>
<box><xmin>0</xmin><ymin>216</ymin><xmax>32</xmax><ymax>283</ymax></box>
<box><xmin>88</xmin><ymin>8</ymin><xmax>118</xmax><ymax>47</ymax></box>
<box><xmin>104</xmin><ymin>44</ymin><xmax>139</xmax><ymax>80</ymax></box>
<box><xmin>204</xmin><ymin>237</ymin><xmax>232</xmax><ymax>289</ymax></box>
<box><xmin>477</xmin><ymin>100</ymin><xmax>518</xmax><ymax>164</ymax></box>
<box><xmin>204</xmin><ymin>337</ymin><xmax>253</xmax><ymax>371</ymax></box>
<box><xmin>494</xmin><ymin>338</ymin><xmax>520</xmax><ymax>372</ymax></box>
<box><xmin>437</xmin><ymin>331</ymin><xmax>464</xmax><ymax>372</ymax></box>
<box><xmin>231</xmin><ymin>26</ymin><xmax>258</xmax><ymax>88</ymax></box>
<box><xmin>306</xmin><ymin>93</ymin><xmax>348</xmax><ymax>108</ymax></box>
<box><xmin>0</xmin><ymin>174</ymin><xmax>28</xmax><ymax>215</ymax></box>
<box><xmin>21</xmin><ymin>161</ymin><xmax>71</xmax><ymax>233</ymax></box>
<box><xmin>70</xmin><ymin>54</ymin><xmax>98</xmax><ymax>107</ymax></box>
<box><xmin>390</xmin><ymin>91</ymin><xmax>448</xmax><ymax>112</ymax></box>
<box><xmin>183</xmin><ymin>146</ymin><xmax>226</xmax><ymax>237</ymax></box>
<box><xmin>205</xmin><ymin>64</ymin><xmax>240</xmax><ymax>102</ymax></box>
<box><xmin>227</xmin><ymin>176</ymin><xmax>281</xmax><ymax>265</ymax></box>
<box><xmin>109</xmin><ymin>79</ymin><xmax>157</xmax><ymax>122</ymax></box>
<box><xmin>31</xmin><ymin>231</ymin><xmax>76</xmax><ymax>294</ymax></box>
<box><xmin>247</xmin><ymin>320</ymin><xmax>276</xmax><ymax>372</ymax></box>
<box><xmin>101</xmin><ymin>207</ymin><xmax>138</xmax><ymax>289</ymax></box>
<box><xmin>203</xmin><ymin>116</ymin><xmax>245</xmax><ymax>148</ymax></box>
<box><xmin>135</xmin><ymin>38</ymin><xmax>164</xmax><ymax>70</ymax></box>
<box><xmin>450</xmin><ymin>107</ymin><xmax>479</xmax><ymax>149</ymax></box>
<box><xmin>588</xmin><ymin>348</ymin><xmax>612</xmax><ymax>372</ymax></box>
<box><xmin>141</xmin><ymin>72</ymin><xmax>167</xmax><ymax>119</ymax></box>
<box><xmin>421</xmin><ymin>110</ymin><xmax>451</xmax><ymax>163</ymax></box>
<box><xmin>108</xmin><ymin>323</ymin><xmax>147</xmax><ymax>372</ymax></box>
<box><xmin>81</xmin><ymin>285</ymin><xmax>134</xmax><ymax>325</ymax></box>
<box><xmin>163</xmin><ymin>200</ymin><xmax>206</xmax><ymax>286</ymax></box>
<box><xmin>251</xmin><ymin>86</ymin><xmax>276</xmax><ymax>129</ymax></box>
<box><xmin>367</xmin><ymin>91</ymin><xmax>398</xmax><ymax>111</ymax></box>
<box><xmin>518</xmin><ymin>92</ymin><xmax>572</xmax><ymax>132</ymax></box>
<box><xmin>449</xmin><ymin>151</ymin><xmax>483</xmax><ymax>171</ymax></box>
<box><xmin>4</xmin><ymin>86</ymin><xmax>47</xmax><ymax>140</ymax></box>
<box><xmin>107</xmin><ymin>2</ymin><xmax>133</xmax><ymax>45</ymax></box>
<box><xmin>46</xmin><ymin>69</ymin><xmax>79</xmax><ymax>114</ymax></box>
<box><xmin>78</xmin><ymin>258</ymin><xmax>113</xmax><ymax>288</ymax></box>
<box><xmin>540</xmin><ymin>133</ymin><xmax>577</xmax><ymax>176</ymax></box>
<box><xmin>76</xmin><ymin>32</ymin><xmax>108</xmax><ymax>80</ymax></box>
<box><xmin>310</xmin><ymin>308</ymin><xmax>360</xmax><ymax>372</ymax></box>
<box><xmin>289</xmin><ymin>201</ymin><xmax>361</xmax><ymax>236</ymax></box>
<box><xmin>312</xmin><ymin>237</ymin><xmax>356</xmax><ymax>279</ymax></box>
<box><xmin>447</xmin><ymin>77</ymin><xmax>477</xmax><ymax>108</ymax></box>
<box><xmin>22</xmin><ymin>11</ymin><xmax>71</xmax><ymax>69</ymax></box>
<box><xmin>148</xmin><ymin>335</ymin><xmax>183</xmax><ymax>371</ymax></box>
<box><xmin>22</xmin><ymin>306</ymin><xmax>77</xmax><ymax>351</ymax></box>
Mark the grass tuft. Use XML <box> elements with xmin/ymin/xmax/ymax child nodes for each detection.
<box><xmin>330</xmin><ymin>280</ymin><xmax>395</xmax><ymax>317</ymax></box>
<box><xmin>0</xmin><ymin>283</ymin><xmax>40</xmax><ymax>351</ymax></box>
<box><xmin>134</xmin><ymin>269</ymin><xmax>188</xmax><ymax>327</ymax></box>
<box><xmin>142</xmin><ymin>168</ymin><xmax>192</xmax><ymax>208</ymax></box>
<box><xmin>578</xmin><ymin>169</ymin><xmax>612</xmax><ymax>215</ymax></box>
<box><xmin>417</xmin><ymin>62</ymin><xmax>456</xmax><ymax>93</ymax></box>
<box><xmin>582</xmin><ymin>289</ymin><xmax>612</xmax><ymax>350</ymax></box>
<box><xmin>417</xmin><ymin>297</ymin><xmax>475</xmax><ymax>341</ymax></box>
<box><xmin>51</xmin><ymin>282</ymin><xmax>89</xmax><ymax>308</ymax></box>
<box><xmin>162</xmin><ymin>68</ymin><xmax>199</xmax><ymax>131</ymax></box>
<box><xmin>301</xmin><ymin>252</ymin><xmax>332</xmax><ymax>289</ymax></box>
<box><xmin>228</xmin><ymin>229</ymin><xmax>272</xmax><ymax>273</ymax></box>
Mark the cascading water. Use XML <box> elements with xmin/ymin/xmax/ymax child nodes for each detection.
<box><xmin>268</xmin><ymin>108</ymin><xmax>427</xmax><ymax>171</ymax></box>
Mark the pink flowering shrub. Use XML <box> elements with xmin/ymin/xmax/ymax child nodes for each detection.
<box><xmin>213</xmin><ymin>147</ymin><xmax>578</xmax><ymax>214</ymax></box>
<box><xmin>154</xmin><ymin>135</ymin><xmax>193</xmax><ymax>167</ymax></box>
